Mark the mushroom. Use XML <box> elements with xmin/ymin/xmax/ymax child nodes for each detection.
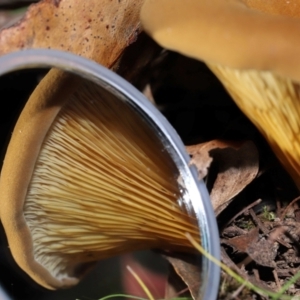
<box><xmin>0</xmin><ymin>69</ymin><xmax>200</xmax><ymax>289</ymax></box>
<box><xmin>140</xmin><ymin>0</ymin><xmax>300</xmax><ymax>187</ymax></box>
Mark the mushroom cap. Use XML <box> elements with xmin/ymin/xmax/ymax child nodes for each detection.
<box><xmin>141</xmin><ymin>0</ymin><xmax>300</xmax><ymax>187</ymax></box>
<box><xmin>140</xmin><ymin>0</ymin><xmax>300</xmax><ymax>83</ymax></box>
<box><xmin>209</xmin><ymin>64</ymin><xmax>300</xmax><ymax>187</ymax></box>
<box><xmin>0</xmin><ymin>69</ymin><xmax>79</xmax><ymax>289</ymax></box>
<box><xmin>242</xmin><ymin>0</ymin><xmax>300</xmax><ymax>17</ymax></box>
<box><xmin>0</xmin><ymin>70</ymin><xmax>199</xmax><ymax>289</ymax></box>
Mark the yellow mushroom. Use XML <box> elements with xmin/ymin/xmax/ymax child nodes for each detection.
<box><xmin>0</xmin><ymin>69</ymin><xmax>200</xmax><ymax>289</ymax></box>
<box><xmin>140</xmin><ymin>0</ymin><xmax>300</xmax><ymax>187</ymax></box>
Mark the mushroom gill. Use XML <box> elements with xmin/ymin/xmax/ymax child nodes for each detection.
<box><xmin>140</xmin><ymin>0</ymin><xmax>300</xmax><ymax>188</ymax></box>
<box><xmin>0</xmin><ymin>69</ymin><xmax>199</xmax><ymax>289</ymax></box>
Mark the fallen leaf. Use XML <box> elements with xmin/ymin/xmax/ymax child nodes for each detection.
<box><xmin>223</xmin><ymin>223</ymin><xmax>282</xmax><ymax>268</ymax></box>
<box><xmin>0</xmin><ymin>0</ymin><xmax>145</xmax><ymax>67</ymax></box>
<box><xmin>187</xmin><ymin>140</ymin><xmax>259</xmax><ymax>215</ymax></box>
<box><xmin>223</xmin><ymin>227</ymin><xmax>278</xmax><ymax>268</ymax></box>
<box><xmin>222</xmin><ymin>227</ymin><xmax>259</xmax><ymax>253</ymax></box>
<box><xmin>210</xmin><ymin>141</ymin><xmax>259</xmax><ymax>215</ymax></box>
<box><xmin>165</xmin><ymin>265</ymin><xmax>191</xmax><ymax>299</ymax></box>
<box><xmin>186</xmin><ymin>139</ymin><xmax>233</xmax><ymax>180</ymax></box>
<box><xmin>247</xmin><ymin>238</ymin><xmax>278</xmax><ymax>268</ymax></box>
<box><xmin>163</xmin><ymin>253</ymin><xmax>201</xmax><ymax>300</ymax></box>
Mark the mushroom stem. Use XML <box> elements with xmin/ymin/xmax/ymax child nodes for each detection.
<box><xmin>0</xmin><ymin>70</ymin><xmax>200</xmax><ymax>289</ymax></box>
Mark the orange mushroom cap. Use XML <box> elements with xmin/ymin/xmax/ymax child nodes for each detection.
<box><xmin>140</xmin><ymin>0</ymin><xmax>300</xmax><ymax>187</ymax></box>
<box><xmin>141</xmin><ymin>0</ymin><xmax>300</xmax><ymax>82</ymax></box>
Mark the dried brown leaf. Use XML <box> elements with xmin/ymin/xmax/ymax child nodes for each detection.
<box><xmin>164</xmin><ymin>253</ymin><xmax>201</xmax><ymax>300</ymax></box>
<box><xmin>186</xmin><ymin>140</ymin><xmax>231</xmax><ymax>180</ymax></box>
<box><xmin>247</xmin><ymin>238</ymin><xmax>278</xmax><ymax>268</ymax></box>
<box><xmin>210</xmin><ymin>141</ymin><xmax>259</xmax><ymax>215</ymax></box>
<box><xmin>223</xmin><ymin>230</ymin><xmax>278</xmax><ymax>268</ymax></box>
<box><xmin>187</xmin><ymin>140</ymin><xmax>259</xmax><ymax>215</ymax></box>
<box><xmin>165</xmin><ymin>266</ymin><xmax>190</xmax><ymax>299</ymax></box>
<box><xmin>222</xmin><ymin>227</ymin><xmax>259</xmax><ymax>253</ymax></box>
<box><xmin>0</xmin><ymin>0</ymin><xmax>144</xmax><ymax>67</ymax></box>
<box><xmin>223</xmin><ymin>226</ymin><xmax>279</xmax><ymax>268</ymax></box>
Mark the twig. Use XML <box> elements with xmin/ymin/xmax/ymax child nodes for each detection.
<box><xmin>253</xmin><ymin>269</ymin><xmax>260</xmax><ymax>282</ymax></box>
<box><xmin>250</xmin><ymin>209</ymin><xmax>291</xmax><ymax>248</ymax></box>
<box><xmin>273</xmin><ymin>269</ymin><xmax>281</xmax><ymax>291</ymax></box>
<box><xmin>229</xmin><ymin>281</ymin><xmax>247</xmax><ymax>299</ymax></box>
<box><xmin>221</xmin><ymin>247</ymin><xmax>249</xmax><ymax>279</ymax></box>
<box><xmin>249</xmin><ymin>208</ymin><xmax>269</xmax><ymax>235</ymax></box>
<box><xmin>223</xmin><ymin>198</ymin><xmax>262</xmax><ymax>228</ymax></box>
<box><xmin>280</xmin><ymin>196</ymin><xmax>300</xmax><ymax>219</ymax></box>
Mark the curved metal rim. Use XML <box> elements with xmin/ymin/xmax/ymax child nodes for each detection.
<box><xmin>0</xmin><ymin>49</ymin><xmax>220</xmax><ymax>300</ymax></box>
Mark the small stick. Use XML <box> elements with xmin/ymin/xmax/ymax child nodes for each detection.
<box><xmin>221</xmin><ymin>247</ymin><xmax>249</xmax><ymax>279</ymax></box>
<box><xmin>250</xmin><ymin>209</ymin><xmax>291</xmax><ymax>248</ymax></box>
<box><xmin>253</xmin><ymin>269</ymin><xmax>260</xmax><ymax>283</ymax></box>
<box><xmin>280</xmin><ymin>196</ymin><xmax>300</xmax><ymax>219</ymax></box>
<box><xmin>223</xmin><ymin>198</ymin><xmax>262</xmax><ymax>228</ymax></box>
<box><xmin>249</xmin><ymin>209</ymin><xmax>269</xmax><ymax>235</ymax></box>
<box><xmin>229</xmin><ymin>281</ymin><xmax>247</xmax><ymax>299</ymax></box>
<box><xmin>273</xmin><ymin>269</ymin><xmax>281</xmax><ymax>291</ymax></box>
